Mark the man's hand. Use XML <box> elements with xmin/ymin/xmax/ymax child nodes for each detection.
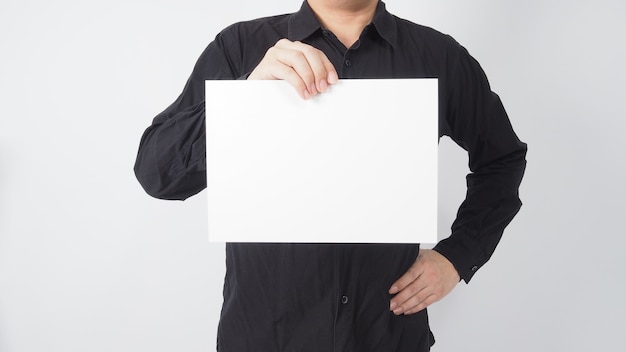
<box><xmin>248</xmin><ymin>39</ymin><xmax>339</xmax><ymax>99</ymax></box>
<box><xmin>388</xmin><ymin>249</ymin><xmax>460</xmax><ymax>315</ymax></box>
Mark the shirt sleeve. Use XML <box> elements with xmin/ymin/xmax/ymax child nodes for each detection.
<box><xmin>433</xmin><ymin>39</ymin><xmax>527</xmax><ymax>283</ymax></box>
<box><xmin>134</xmin><ymin>29</ymin><xmax>243</xmax><ymax>200</ymax></box>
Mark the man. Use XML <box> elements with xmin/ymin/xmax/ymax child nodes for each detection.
<box><xmin>134</xmin><ymin>0</ymin><xmax>527</xmax><ymax>351</ymax></box>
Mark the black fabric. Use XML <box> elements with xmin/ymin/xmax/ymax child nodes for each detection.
<box><xmin>134</xmin><ymin>1</ymin><xmax>526</xmax><ymax>351</ymax></box>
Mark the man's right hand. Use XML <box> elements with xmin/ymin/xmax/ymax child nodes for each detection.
<box><xmin>248</xmin><ymin>39</ymin><xmax>339</xmax><ymax>100</ymax></box>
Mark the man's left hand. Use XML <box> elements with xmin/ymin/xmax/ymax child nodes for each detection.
<box><xmin>388</xmin><ymin>249</ymin><xmax>460</xmax><ymax>315</ymax></box>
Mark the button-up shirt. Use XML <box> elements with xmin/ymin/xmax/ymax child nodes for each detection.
<box><xmin>134</xmin><ymin>1</ymin><xmax>527</xmax><ymax>351</ymax></box>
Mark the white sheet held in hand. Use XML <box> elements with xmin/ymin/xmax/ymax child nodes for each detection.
<box><xmin>205</xmin><ymin>79</ymin><xmax>438</xmax><ymax>243</ymax></box>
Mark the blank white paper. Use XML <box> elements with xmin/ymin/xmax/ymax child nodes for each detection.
<box><xmin>205</xmin><ymin>79</ymin><xmax>438</xmax><ymax>243</ymax></box>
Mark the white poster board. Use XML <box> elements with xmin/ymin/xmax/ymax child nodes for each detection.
<box><xmin>205</xmin><ymin>79</ymin><xmax>438</xmax><ymax>243</ymax></box>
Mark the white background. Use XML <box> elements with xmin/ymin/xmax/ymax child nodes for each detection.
<box><xmin>0</xmin><ymin>1</ymin><xmax>624</xmax><ymax>351</ymax></box>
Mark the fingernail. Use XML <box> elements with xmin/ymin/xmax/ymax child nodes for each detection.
<box><xmin>303</xmin><ymin>90</ymin><xmax>310</xmax><ymax>100</ymax></box>
<box><xmin>389</xmin><ymin>286</ymin><xmax>398</xmax><ymax>294</ymax></box>
<box><xmin>393</xmin><ymin>308</ymin><xmax>403</xmax><ymax>315</ymax></box>
<box><xmin>328</xmin><ymin>71</ymin><xmax>338</xmax><ymax>84</ymax></box>
<box><xmin>309</xmin><ymin>83</ymin><xmax>318</xmax><ymax>95</ymax></box>
<box><xmin>389</xmin><ymin>302</ymin><xmax>397</xmax><ymax>310</ymax></box>
<box><xmin>319</xmin><ymin>79</ymin><xmax>328</xmax><ymax>92</ymax></box>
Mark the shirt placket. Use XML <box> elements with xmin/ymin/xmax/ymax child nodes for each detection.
<box><xmin>332</xmin><ymin>245</ymin><xmax>355</xmax><ymax>352</ymax></box>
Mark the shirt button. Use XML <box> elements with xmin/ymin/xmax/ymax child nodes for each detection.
<box><xmin>322</xmin><ymin>30</ymin><xmax>330</xmax><ymax>37</ymax></box>
<box><xmin>344</xmin><ymin>59</ymin><xmax>351</xmax><ymax>67</ymax></box>
<box><xmin>341</xmin><ymin>295</ymin><xmax>349</xmax><ymax>304</ymax></box>
<box><xmin>471</xmin><ymin>265</ymin><xmax>479</xmax><ymax>272</ymax></box>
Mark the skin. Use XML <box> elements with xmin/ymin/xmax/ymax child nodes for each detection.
<box><xmin>389</xmin><ymin>249</ymin><xmax>459</xmax><ymax>315</ymax></box>
<box><xmin>248</xmin><ymin>0</ymin><xmax>461</xmax><ymax>314</ymax></box>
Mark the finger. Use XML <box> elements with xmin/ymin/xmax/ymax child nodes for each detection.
<box><xmin>389</xmin><ymin>263</ymin><xmax>424</xmax><ymax>294</ymax></box>
<box><xmin>297</xmin><ymin>42</ymin><xmax>337</xmax><ymax>92</ymax></box>
<box><xmin>389</xmin><ymin>278</ymin><xmax>428</xmax><ymax>313</ymax></box>
<box><xmin>275</xmin><ymin>48</ymin><xmax>318</xmax><ymax>95</ymax></box>
<box><xmin>402</xmin><ymin>294</ymin><xmax>439</xmax><ymax>315</ymax></box>
<box><xmin>305</xmin><ymin>43</ymin><xmax>338</xmax><ymax>92</ymax></box>
<box><xmin>390</xmin><ymin>279</ymin><xmax>436</xmax><ymax>314</ymax></box>
<box><xmin>249</xmin><ymin>42</ymin><xmax>314</xmax><ymax>98</ymax></box>
<box><xmin>274</xmin><ymin>40</ymin><xmax>319</xmax><ymax>94</ymax></box>
<box><xmin>265</xmin><ymin>50</ymin><xmax>317</xmax><ymax>99</ymax></box>
<box><xmin>281</xmin><ymin>40</ymin><xmax>337</xmax><ymax>93</ymax></box>
<box><xmin>258</xmin><ymin>45</ymin><xmax>312</xmax><ymax>98</ymax></box>
<box><xmin>275</xmin><ymin>63</ymin><xmax>311</xmax><ymax>100</ymax></box>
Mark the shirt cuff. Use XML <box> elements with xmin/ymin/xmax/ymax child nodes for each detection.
<box><xmin>432</xmin><ymin>234</ymin><xmax>488</xmax><ymax>283</ymax></box>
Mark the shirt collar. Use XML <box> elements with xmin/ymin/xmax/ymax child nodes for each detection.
<box><xmin>287</xmin><ymin>1</ymin><xmax>323</xmax><ymax>41</ymax></box>
<box><xmin>288</xmin><ymin>1</ymin><xmax>398</xmax><ymax>47</ymax></box>
<box><xmin>370</xmin><ymin>1</ymin><xmax>398</xmax><ymax>48</ymax></box>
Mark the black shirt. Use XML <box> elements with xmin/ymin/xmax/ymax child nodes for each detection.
<box><xmin>134</xmin><ymin>1</ymin><xmax>526</xmax><ymax>351</ymax></box>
